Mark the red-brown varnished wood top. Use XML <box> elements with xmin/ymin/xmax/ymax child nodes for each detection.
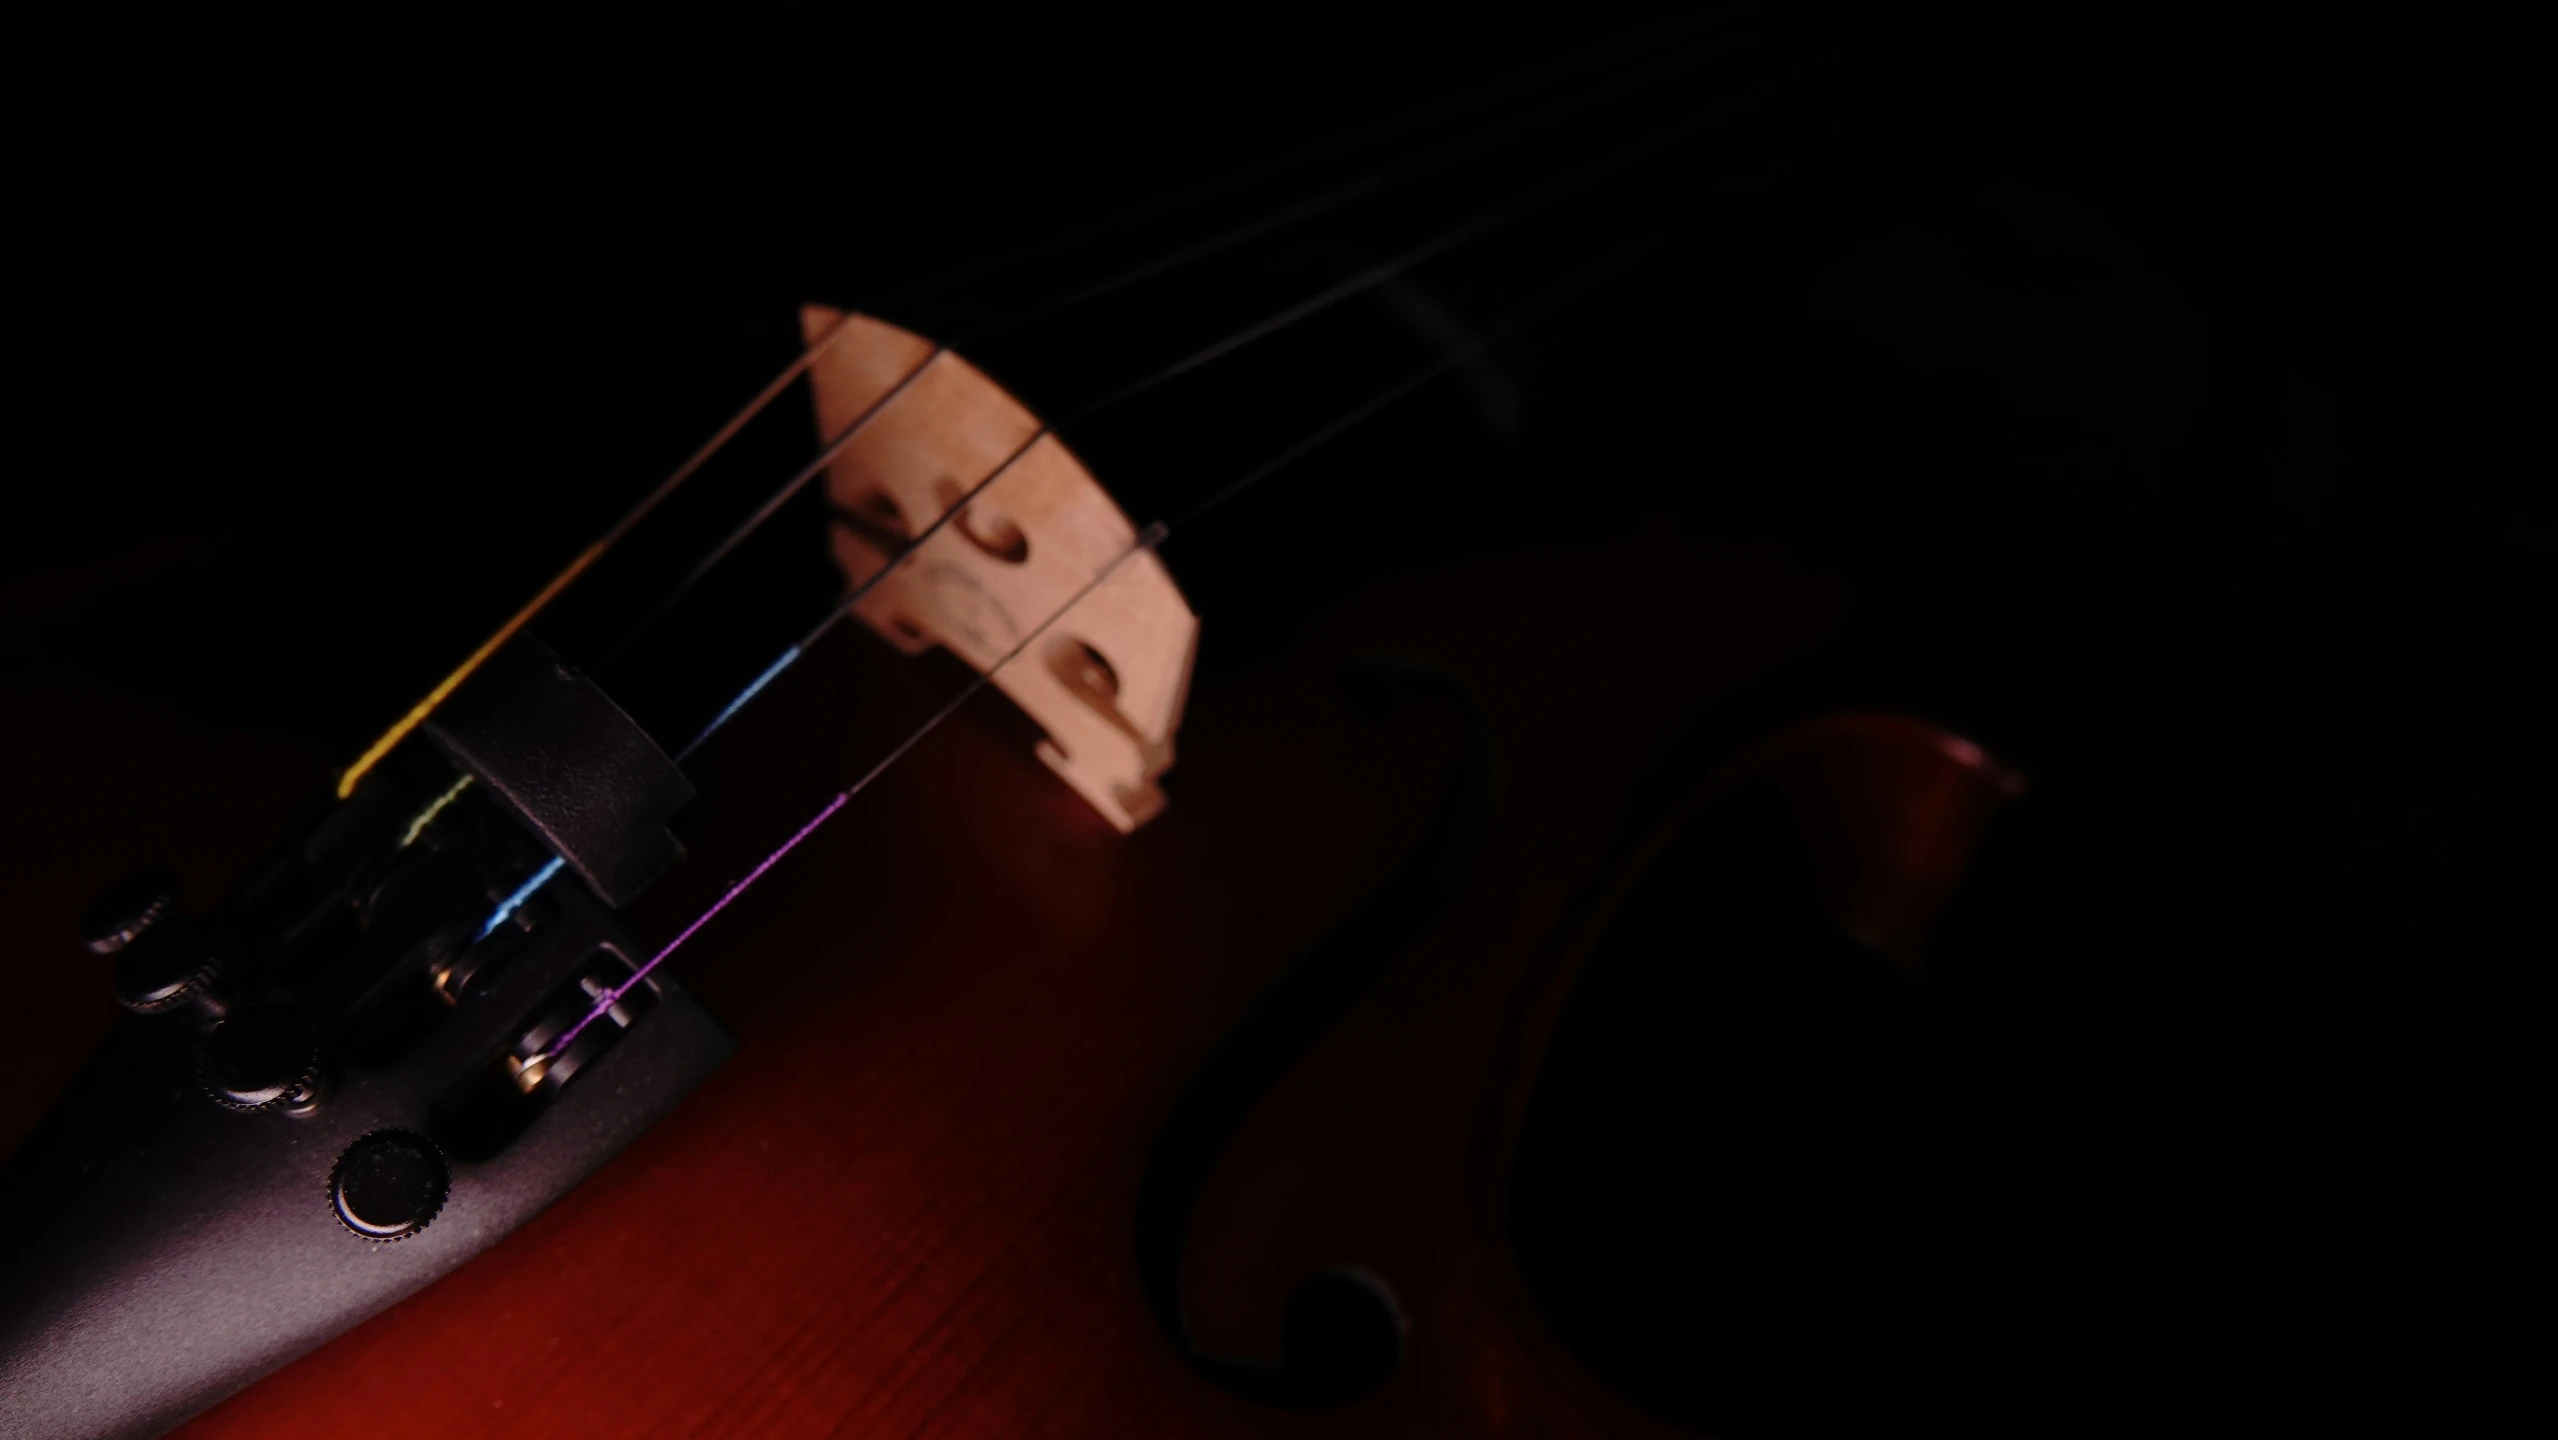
<box><xmin>11</xmin><ymin>525</ymin><xmax>1849</xmax><ymax>1439</ymax></box>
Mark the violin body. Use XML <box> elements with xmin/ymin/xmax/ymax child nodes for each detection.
<box><xmin>0</xmin><ymin>313</ymin><xmax>2071</xmax><ymax>1430</ymax></box>
<box><xmin>5</xmin><ymin>502</ymin><xmax>2007</xmax><ymax>1438</ymax></box>
<box><xmin>9</xmin><ymin>5</ymin><xmax>2553</xmax><ymax>1435</ymax></box>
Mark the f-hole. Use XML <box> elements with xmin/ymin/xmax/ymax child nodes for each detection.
<box><xmin>1132</xmin><ymin>663</ymin><xmax>1491</xmax><ymax>1408</ymax></box>
<box><xmin>933</xmin><ymin>477</ymin><xmax>1030</xmax><ymax>564</ymax></box>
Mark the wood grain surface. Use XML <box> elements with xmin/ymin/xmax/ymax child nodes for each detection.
<box><xmin>2</xmin><ymin>522</ymin><xmax>1830</xmax><ymax>1438</ymax></box>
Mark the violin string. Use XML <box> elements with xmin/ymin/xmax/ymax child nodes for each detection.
<box><xmin>544</xmin><ymin>238</ymin><xmax>1652</xmax><ymax>1061</ymax></box>
<box><xmin>587</xmin><ymin>28</ymin><xmax>1744</xmax><ymax>678</ymax></box>
<box><xmin>590</xmin><ymin>342</ymin><xmax>949</xmax><ymax>674</ymax></box>
<box><xmin>609</xmin><ymin>52</ymin><xmax>1767</xmax><ymax>750</ymax></box>
<box><xmin>937</xmin><ymin>11</ymin><xmax>1741</xmax><ymax>350</ymax></box>
<box><xmin>330</xmin><ymin>310</ymin><xmax>859</xmax><ymax>799</ymax></box>
<box><xmin>875</xmin><ymin>1</ymin><xmax>1758</xmax><ymax>323</ymax></box>
<box><xmin>473</xmin><ymin>48</ymin><xmax>1769</xmax><ymax>939</ymax></box>
<box><xmin>1047</xmin><ymin>164</ymin><xmax>1584</xmax><ymax>427</ymax></box>
<box><xmin>337</xmin><ymin>12</ymin><xmax>1762</xmax><ymax>810</ymax></box>
<box><xmin>340</xmin><ymin>50</ymin><xmax>1672</xmax><ymax>802</ymax></box>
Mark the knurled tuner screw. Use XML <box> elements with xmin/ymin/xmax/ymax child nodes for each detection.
<box><xmin>329</xmin><ymin>1131</ymin><xmax>449</xmax><ymax>1241</ymax></box>
<box><xmin>112</xmin><ymin>915</ymin><xmax>229</xmax><ymax>1023</ymax></box>
<box><xmin>203</xmin><ymin>1002</ymin><xmax>329</xmax><ymax>1114</ymax></box>
<box><xmin>83</xmin><ymin>867</ymin><xmax>178</xmax><ymax>956</ymax></box>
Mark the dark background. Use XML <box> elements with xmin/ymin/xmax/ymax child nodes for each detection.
<box><xmin>4</xmin><ymin>4</ymin><xmax>2552</xmax><ymax>1436</ymax></box>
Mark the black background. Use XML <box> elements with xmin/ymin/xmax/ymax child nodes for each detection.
<box><xmin>4</xmin><ymin>4</ymin><xmax>2552</xmax><ymax>1435</ymax></box>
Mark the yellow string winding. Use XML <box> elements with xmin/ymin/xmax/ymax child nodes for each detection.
<box><xmin>335</xmin><ymin>542</ymin><xmax>603</xmax><ymax>797</ymax></box>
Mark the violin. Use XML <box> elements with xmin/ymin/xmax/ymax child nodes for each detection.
<box><xmin>7</xmin><ymin>6</ymin><xmax>2551</xmax><ymax>1437</ymax></box>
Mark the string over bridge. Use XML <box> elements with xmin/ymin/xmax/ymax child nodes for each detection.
<box><xmin>803</xmin><ymin>305</ymin><xmax>1197</xmax><ymax>831</ymax></box>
